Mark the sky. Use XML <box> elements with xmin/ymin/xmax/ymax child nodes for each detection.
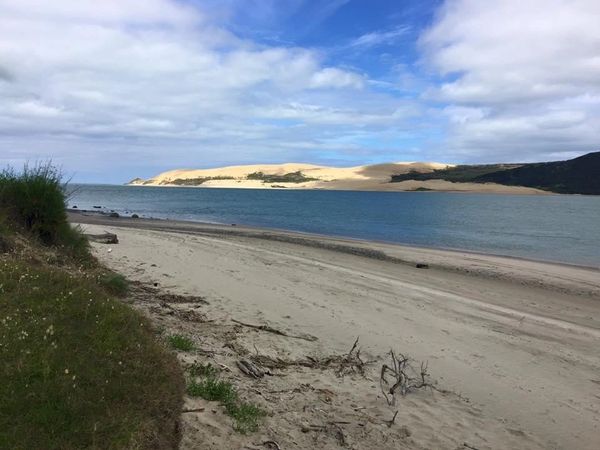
<box><xmin>0</xmin><ymin>0</ymin><xmax>599</xmax><ymax>183</ymax></box>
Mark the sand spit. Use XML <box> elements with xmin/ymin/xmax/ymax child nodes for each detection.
<box><xmin>73</xmin><ymin>214</ymin><xmax>600</xmax><ymax>449</ymax></box>
<box><xmin>129</xmin><ymin>162</ymin><xmax>547</xmax><ymax>194</ymax></box>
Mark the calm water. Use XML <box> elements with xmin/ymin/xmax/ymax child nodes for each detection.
<box><xmin>68</xmin><ymin>185</ymin><xmax>600</xmax><ymax>267</ymax></box>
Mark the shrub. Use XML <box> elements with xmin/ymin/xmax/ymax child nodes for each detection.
<box><xmin>0</xmin><ymin>163</ymin><xmax>91</xmax><ymax>262</ymax></box>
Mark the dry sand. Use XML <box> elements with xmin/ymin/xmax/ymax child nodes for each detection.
<box><xmin>72</xmin><ymin>214</ymin><xmax>600</xmax><ymax>449</ymax></box>
<box><xmin>130</xmin><ymin>162</ymin><xmax>546</xmax><ymax>194</ymax></box>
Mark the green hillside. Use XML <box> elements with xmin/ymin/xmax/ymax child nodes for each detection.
<box><xmin>391</xmin><ymin>152</ymin><xmax>600</xmax><ymax>195</ymax></box>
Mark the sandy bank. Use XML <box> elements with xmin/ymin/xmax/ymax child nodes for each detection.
<box><xmin>129</xmin><ymin>161</ymin><xmax>547</xmax><ymax>194</ymax></box>
<box><xmin>72</xmin><ymin>213</ymin><xmax>600</xmax><ymax>449</ymax></box>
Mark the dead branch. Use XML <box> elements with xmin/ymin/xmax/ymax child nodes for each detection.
<box><xmin>182</xmin><ymin>407</ymin><xmax>205</xmax><ymax>413</ymax></box>
<box><xmin>86</xmin><ymin>232</ymin><xmax>118</xmax><ymax>244</ymax></box>
<box><xmin>463</xmin><ymin>444</ymin><xmax>480</xmax><ymax>450</ymax></box>
<box><xmin>248</xmin><ymin>337</ymin><xmax>373</xmax><ymax>378</ymax></box>
<box><xmin>335</xmin><ymin>336</ymin><xmax>366</xmax><ymax>377</ymax></box>
<box><xmin>231</xmin><ymin>319</ymin><xmax>318</xmax><ymax>342</ymax></box>
<box><xmin>237</xmin><ymin>358</ymin><xmax>270</xmax><ymax>378</ymax></box>
<box><xmin>385</xmin><ymin>411</ymin><xmax>399</xmax><ymax>428</ymax></box>
<box><xmin>380</xmin><ymin>350</ymin><xmax>432</xmax><ymax>405</ymax></box>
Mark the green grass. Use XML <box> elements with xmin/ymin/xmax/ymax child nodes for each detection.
<box><xmin>0</xmin><ymin>163</ymin><xmax>91</xmax><ymax>263</ymax></box>
<box><xmin>187</xmin><ymin>368</ymin><xmax>265</xmax><ymax>434</ymax></box>
<box><xmin>0</xmin><ymin>259</ymin><xmax>184</xmax><ymax>449</ymax></box>
<box><xmin>188</xmin><ymin>362</ymin><xmax>219</xmax><ymax>378</ymax></box>
<box><xmin>0</xmin><ymin>162</ymin><xmax>184</xmax><ymax>448</ymax></box>
<box><xmin>98</xmin><ymin>272</ymin><xmax>129</xmax><ymax>297</ymax></box>
<box><xmin>168</xmin><ymin>334</ymin><xmax>195</xmax><ymax>352</ymax></box>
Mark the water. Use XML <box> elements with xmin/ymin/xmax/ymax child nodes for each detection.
<box><xmin>68</xmin><ymin>184</ymin><xmax>600</xmax><ymax>267</ymax></box>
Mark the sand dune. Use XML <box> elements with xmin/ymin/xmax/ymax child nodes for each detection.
<box><xmin>128</xmin><ymin>161</ymin><xmax>548</xmax><ymax>194</ymax></box>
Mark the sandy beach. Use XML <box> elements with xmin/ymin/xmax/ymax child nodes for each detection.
<box><xmin>71</xmin><ymin>212</ymin><xmax>600</xmax><ymax>449</ymax></box>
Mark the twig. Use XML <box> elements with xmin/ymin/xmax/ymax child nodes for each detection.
<box><xmin>182</xmin><ymin>407</ymin><xmax>205</xmax><ymax>413</ymax></box>
<box><xmin>263</xmin><ymin>441</ymin><xmax>281</xmax><ymax>450</ymax></box>
<box><xmin>231</xmin><ymin>319</ymin><xmax>318</xmax><ymax>342</ymax></box>
<box><xmin>385</xmin><ymin>411</ymin><xmax>399</xmax><ymax>428</ymax></box>
<box><xmin>380</xmin><ymin>350</ymin><xmax>432</xmax><ymax>405</ymax></box>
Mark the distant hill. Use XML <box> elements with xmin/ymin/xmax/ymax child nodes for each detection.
<box><xmin>476</xmin><ymin>152</ymin><xmax>600</xmax><ymax>194</ymax></box>
<box><xmin>391</xmin><ymin>152</ymin><xmax>600</xmax><ymax>195</ymax></box>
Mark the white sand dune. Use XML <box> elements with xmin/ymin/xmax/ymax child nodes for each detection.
<box><xmin>129</xmin><ymin>162</ymin><xmax>547</xmax><ymax>194</ymax></box>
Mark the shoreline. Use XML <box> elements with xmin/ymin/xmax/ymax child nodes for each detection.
<box><xmin>77</xmin><ymin>215</ymin><xmax>600</xmax><ymax>449</ymax></box>
<box><xmin>68</xmin><ymin>209</ymin><xmax>600</xmax><ymax>273</ymax></box>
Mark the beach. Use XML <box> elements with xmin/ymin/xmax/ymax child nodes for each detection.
<box><xmin>71</xmin><ymin>212</ymin><xmax>600</xmax><ymax>449</ymax></box>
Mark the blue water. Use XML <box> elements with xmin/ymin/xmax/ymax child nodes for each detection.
<box><xmin>68</xmin><ymin>185</ymin><xmax>600</xmax><ymax>267</ymax></box>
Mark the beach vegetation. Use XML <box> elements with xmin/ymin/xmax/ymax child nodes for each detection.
<box><xmin>166</xmin><ymin>176</ymin><xmax>234</xmax><ymax>186</ymax></box>
<box><xmin>0</xmin><ymin>162</ymin><xmax>184</xmax><ymax>449</ymax></box>
<box><xmin>0</xmin><ymin>162</ymin><xmax>91</xmax><ymax>263</ymax></box>
<box><xmin>246</xmin><ymin>171</ymin><xmax>318</xmax><ymax>183</ymax></box>
<box><xmin>188</xmin><ymin>361</ymin><xmax>219</xmax><ymax>378</ymax></box>
<box><xmin>187</xmin><ymin>371</ymin><xmax>265</xmax><ymax>433</ymax></box>
<box><xmin>98</xmin><ymin>271</ymin><xmax>129</xmax><ymax>297</ymax></box>
<box><xmin>0</xmin><ymin>259</ymin><xmax>184</xmax><ymax>449</ymax></box>
<box><xmin>168</xmin><ymin>333</ymin><xmax>195</xmax><ymax>351</ymax></box>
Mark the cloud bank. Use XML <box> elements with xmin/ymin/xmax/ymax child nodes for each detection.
<box><xmin>421</xmin><ymin>0</ymin><xmax>600</xmax><ymax>161</ymax></box>
<box><xmin>0</xmin><ymin>0</ymin><xmax>598</xmax><ymax>181</ymax></box>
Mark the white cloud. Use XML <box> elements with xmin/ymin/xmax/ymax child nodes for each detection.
<box><xmin>0</xmin><ymin>0</ymin><xmax>409</xmax><ymax>180</ymax></box>
<box><xmin>309</xmin><ymin>68</ymin><xmax>364</xmax><ymax>89</ymax></box>
<box><xmin>421</xmin><ymin>0</ymin><xmax>600</xmax><ymax>161</ymax></box>
<box><xmin>350</xmin><ymin>26</ymin><xmax>410</xmax><ymax>49</ymax></box>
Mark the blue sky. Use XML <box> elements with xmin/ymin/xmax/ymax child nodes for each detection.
<box><xmin>0</xmin><ymin>0</ymin><xmax>599</xmax><ymax>183</ymax></box>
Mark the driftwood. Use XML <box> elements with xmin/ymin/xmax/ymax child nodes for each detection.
<box><xmin>237</xmin><ymin>358</ymin><xmax>269</xmax><ymax>378</ymax></box>
<box><xmin>380</xmin><ymin>350</ymin><xmax>432</xmax><ymax>405</ymax></box>
<box><xmin>86</xmin><ymin>232</ymin><xmax>118</xmax><ymax>244</ymax></box>
<box><xmin>231</xmin><ymin>319</ymin><xmax>318</xmax><ymax>342</ymax></box>
<box><xmin>249</xmin><ymin>337</ymin><xmax>372</xmax><ymax>378</ymax></box>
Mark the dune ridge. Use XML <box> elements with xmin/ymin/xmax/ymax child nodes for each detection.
<box><xmin>129</xmin><ymin>162</ymin><xmax>547</xmax><ymax>194</ymax></box>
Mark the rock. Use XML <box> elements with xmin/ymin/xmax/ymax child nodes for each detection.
<box><xmin>72</xmin><ymin>205</ymin><xmax>78</xmax><ymax>209</ymax></box>
<box><xmin>416</xmin><ymin>263</ymin><xmax>429</xmax><ymax>269</ymax></box>
<box><xmin>93</xmin><ymin>205</ymin><xmax>102</xmax><ymax>209</ymax></box>
<box><xmin>131</xmin><ymin>214</ymin><xmax>139</xmax><ymax>219</ymax></box>
<box><xmin>109</xmin><ymin>212</ymin><xmax>120</xmax><ymax>218</ymax></box>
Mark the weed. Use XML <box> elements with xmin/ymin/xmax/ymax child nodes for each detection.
<box><xmin>187</xmin><ymin>377</ymin><xmax>237</xmax><ymax>404</ymax></box>
<box><xmin>187</xmin><ymin>374</ymin><xmax>265</xmax><ymax>433</ymax></box>
<box><xmin>168</xmin><ymin>334</ymin><xmax>195</xmax><ymax>351</ymax></box>
<box><xmin>188</xmin><ymin>362</ymin><xmax>218</xmax><ymax>378</ymax></box>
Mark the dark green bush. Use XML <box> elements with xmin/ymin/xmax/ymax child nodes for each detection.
<box><xmin>0</xmin><ymin>163</ymin><xmax>90</xmax><ymax>261</ymax></box>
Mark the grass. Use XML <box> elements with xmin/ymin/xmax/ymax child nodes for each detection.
<box><xmin>0</xmin><ymin>162</ymin><xmax>185</xmax><ymax>448</ymax></box>
<box><xmin>168</xmin><ymin>334</ymin><xmax>195</xmax><ymax>352</ymax></box>
<box><xmin>0</xmin><ymin>163</ymin><xmax>91</xmax><ymax>263</ymax></box>
<box><xmin>0</xmin><ymin>259</ymin><xmax>184</xmax><ymax>449</ymax></box>
<box><xmin>98</xmin><ymin>272</ymin><xmax>129</xmax><ymax>297</ymax></box>
<box><xmin>188</xmin><ymin>362</ymin><xmax>219</xmax><ymax>378</ymax></box>
<box><xmin>187</xmin><ymin>374</ymin><xmax>265</xmax><ymax>433</ymax></box>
